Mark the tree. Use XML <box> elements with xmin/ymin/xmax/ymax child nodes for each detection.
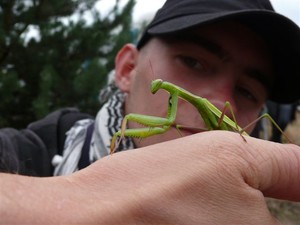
<box><xmin>0</xmin><ymin>0</ymin><xmax>136</xmax><ymax>128</ymax></box>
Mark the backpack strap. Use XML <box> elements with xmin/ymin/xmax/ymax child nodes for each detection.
<box><xmin>28</xmin><ymin>108</ymin><xmax>80</xmax><ymax>161</ymax></box>
<box><xmin>78</xmin><ymin>122</ymin><xmax>95</xmax><ymax>170</ymax></box>
<box><xmin>28</xmin><ymin>108</ymin><xmax>94</xmax><ymax>174</ymax></box>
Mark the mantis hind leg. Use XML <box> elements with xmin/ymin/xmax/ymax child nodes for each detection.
<box><xmin>218</xmin><ymin>102</ymin><xmax>239</xmax><ymax>131</ymax></box>
<box><xmin>217</xmin><ymin>101</ymin><xmax>247</xmax><ymax>141</ymax></box>
<box><xmin>241</xmin><ymin>113</ymin><xmax>292</xmax><ymax>143</ymax></box>
<box><xmin>216</xmin><ymin>103</ymin><xmax>291</xmax><ymax>143</ymax></box>
<box><xmin>219</xmin><ymin>103</ymin><xmax>292</xmax><ymax>143</ymax></box>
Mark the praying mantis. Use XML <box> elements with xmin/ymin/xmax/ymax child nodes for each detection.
<box><xmin>110</xmin><ymin>79</ymin><xmax>289</xmax><ymax>153</ymax></box>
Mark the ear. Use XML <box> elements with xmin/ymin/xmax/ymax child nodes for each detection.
<box><xmin>114</xmin><ymin>44</ymin><xmax>139</xmax><ymax>93</ymax></box>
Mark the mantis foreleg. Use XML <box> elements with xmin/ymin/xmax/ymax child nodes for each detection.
<box><xmin>110</xmin><ymin>93</ymin><xmax>179</xmax><ymax>153</ymax></box>
<box><xmin>110</xmin><ymin>114</ymin><xmax>173</xmax><ymax>153</ymax></box>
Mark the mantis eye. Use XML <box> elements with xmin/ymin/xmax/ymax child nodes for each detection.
<box><xmin>168</xmin><ymin>96</ymin><xmax>173</xmax><ymax>106</ymax></box>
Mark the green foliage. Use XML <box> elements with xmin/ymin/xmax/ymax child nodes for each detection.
<box><xmin>0</xmin><ymin>0</ymin><xmax>136</xmax><ymax>128</ymax></box>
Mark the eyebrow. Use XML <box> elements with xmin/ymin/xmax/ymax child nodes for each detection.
<box><xmin>169</xmin><ymin>33</ymin><xmax>230</xmax><ymax>61</ymax></box>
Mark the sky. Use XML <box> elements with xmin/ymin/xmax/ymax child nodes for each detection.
<box><xmin>96</xmin><ymin>0</ymin><xmax>300</xmax><ymax>27</ymax></box>
<box><xmin>24</xmin><ymin>0</ymin><xmax>299</xmax><ymax>43</ymax></box>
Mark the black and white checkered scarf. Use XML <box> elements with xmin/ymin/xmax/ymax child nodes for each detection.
<box><xmin>53</xmin><ymin>83</ymin><xmax>135</xmax><ymax>176</ymax></box>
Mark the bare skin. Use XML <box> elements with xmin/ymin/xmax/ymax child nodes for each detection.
<box><xmin>115</xmin><ymin>21</ymin><xmax>272</xmax><ymax>148</ymax></box>
<box><xmin>1</xmin><ymin>131</ymin><xmax>299</xmax><ymax>224</ymax></box>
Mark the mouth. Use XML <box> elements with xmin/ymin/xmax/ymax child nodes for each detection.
<box><xmin>171</xmin><ymin>124</ymin><xmax>208</xmax><ymax>136</ymax></box>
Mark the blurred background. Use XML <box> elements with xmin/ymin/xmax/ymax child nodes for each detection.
<box><xmin>0</xmin><ymin>0</ymin><xmax>299</xmax><ymax>130</ymax></box>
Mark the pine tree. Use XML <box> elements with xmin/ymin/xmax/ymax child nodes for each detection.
<box><xmin>0</xmin><ymin>0</ymin><xmax>136</xmax><ymax>128</ymax></box>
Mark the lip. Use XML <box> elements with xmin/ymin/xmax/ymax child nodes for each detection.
<box><xmin>171</xmin><ymin>124</ymin><xmax>207</xmax><ymax>136</ymax></box>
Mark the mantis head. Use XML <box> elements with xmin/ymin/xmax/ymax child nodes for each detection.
<box><xmin>151</xmin><ymin>79</ymin><xmax>163</xmax><ymax>94</ymax></box>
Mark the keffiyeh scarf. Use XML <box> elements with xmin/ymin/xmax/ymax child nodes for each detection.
<box><xmin>53</xmin><ymin>83</ymin><xmax>135</xmax><ymax>176</ymax></box>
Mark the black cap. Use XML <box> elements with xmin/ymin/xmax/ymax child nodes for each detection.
<box><xmin>137</xmin><ymin>0</ymin><xmax>300</xmax><ymax>104</ymax></box>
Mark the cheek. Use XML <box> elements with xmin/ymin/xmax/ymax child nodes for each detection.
<box><xmin>126</xmin><ymin>81</ymin><xmax>171</xmax><ymax>117</ymax></box>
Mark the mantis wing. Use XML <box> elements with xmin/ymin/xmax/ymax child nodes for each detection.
<box><xmin>205</xmin><ymin>100</ymin><xmax>248</xmax><ymax>135</ymax></box>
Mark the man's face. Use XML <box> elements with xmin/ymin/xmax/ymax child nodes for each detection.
<box><xmin>115</xmin><ymin>21</ymin><xmax>273</xmax><ymax>148</ymax></box>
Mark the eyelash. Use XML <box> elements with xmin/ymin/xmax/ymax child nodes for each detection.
<box><xmin>236</xmin><ymin>86</ymin><xmax>258</xmax><ymax>103</ymax></box>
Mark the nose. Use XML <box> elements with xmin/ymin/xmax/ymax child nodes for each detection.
<box><xmin>209</xmin><ymin>99</ymin><xmax>238</xmax><ymax>123</ymax></box>
<box><xmin>202</xmin><ymin>83</ymin><xmax>238</xmax><ymax>120</ymax></box>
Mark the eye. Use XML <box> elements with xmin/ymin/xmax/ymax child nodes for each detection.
<box><xmin>236</xmin><ymin>86</ymin><xmax>258</xmax><ymax>103</ymax></box>
<box><xmin>180</xmin><ymin>56</ymin><xmax>205</xmax><ymax>70</ymax></box>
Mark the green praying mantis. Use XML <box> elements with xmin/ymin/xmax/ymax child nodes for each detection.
<box><xmin>110</xmin><ymin>79</ymin><xmax>290</xmax><ymax>153</ymax></box>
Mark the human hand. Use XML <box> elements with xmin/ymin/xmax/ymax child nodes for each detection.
<box><xmin>2</xmin><ymin>131</ymin><xmax>299</xmax><ymax>224</ymax></box>
<box><xmin>74</xmin><ymin>130</ymin><xmax>300</xmax><ymax>224</ymax></box>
